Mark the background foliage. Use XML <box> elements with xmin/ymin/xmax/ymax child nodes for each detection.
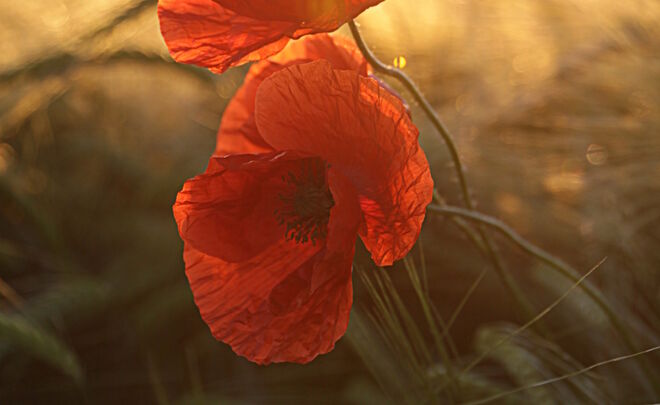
<box><xmin>0</xmin><ymin>0</ymin><xmax>658</xmax><ymax>403</ymax></box>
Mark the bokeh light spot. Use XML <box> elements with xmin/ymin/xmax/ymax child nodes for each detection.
<box><xmin>393</xmin><ymin>55</ymin><xmax>407</xmax><ymax>69</ymax></box>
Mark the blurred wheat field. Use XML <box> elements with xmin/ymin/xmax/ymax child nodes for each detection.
<box><xmin>1</xmin><ymin>0</ymin><xmax>659</xmax><ymax>404</ymax></box>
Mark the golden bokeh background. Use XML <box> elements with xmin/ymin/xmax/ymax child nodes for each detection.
<box><xmin>1</xmin><ymin>1</ymin><xmax>658</xmax><ymax>403</ymax></box>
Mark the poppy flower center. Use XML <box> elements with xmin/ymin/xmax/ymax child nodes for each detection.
<box><xmin>275</xmin><ymin>159</ymin><xmax>334</xmax><ymax>245</ymax></box>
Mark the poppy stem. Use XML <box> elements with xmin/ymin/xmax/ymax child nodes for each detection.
<box><xmin>348</xmin><ymin>19</ymin><xmax>540</xmax><ymax>329</ymax></box>
<box><xmin>348</xmin><ymin>20</ymin><xmax>471</xmax><ymax>209</ymax></box>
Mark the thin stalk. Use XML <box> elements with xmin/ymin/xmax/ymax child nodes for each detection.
<box><xmin>417</xmin><ymin>237</ymin><xmax>461</xmax><ymax>359</ymax></box>
<box><xmin>449</xmin><ymin>217</ymin><xmax>486</xmax><ymax>253</ymax></box>
<box><xmin>446</xmin><ymin>268</ymin><xmax>487</xmax><ymax>332</ymax></box>
<box><xmin>349</xmin><ymin>20</ymin><xmax>540</xmax><ymax>326</ymax></box>
<box><xmin>359</xmin><ymin>268</ymin><xmax>436</xmax><ymax>395</ymax></box>
<box><xmin>462</xmin><ymin>258</ymin><xmax>606</xmax><ymax>376</ymax></box>
<box><xmin>461</xmin><ymin>346</ymin><xmax>660</xmax><ymax>405</ymax></box>
<box><xmin>426</xmin><ymin>205</ymin><xmax>622</xmax><ymax>330</ymax></box>
<box><xmin>403</xmin><ymin>257</ymin><xmax>459</xmax><ymax>396</ymax></box>
<box><xmin>428</xmin><ymin>204</ymin><xmax>659</xmax><ymax>392</ymax></box>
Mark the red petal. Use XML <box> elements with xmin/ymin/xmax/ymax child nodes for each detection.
<box><xmin>267</xmin><ymin>34</ymin><xmax>369</xmax><ymax>75</ymax></box>
<box><xmin>254</xmin><ymin>60</ymin><xmax>434</xmax><ymax>266</ymax></box>
<box><xmin>179</xmin><ymin>160</ymin><xmax>361</xmax><ymax>364</ymax></box>
<box><xmin>215</xmin><ymin>34</ymin><xmax>369</xmax><ymax>155</ymax></box>
<box><xmin>214</xmin><ymin>65</ymin><xmax>276</xmax><ymax>155</ymax></box>
<box><xmin>158</xmin><ymin>0</ymin><xmax>382</xmax><ymax>73</ymax></box>
<box><xmin>158</xmin><ymin>0</ymin><xmax>293</xmax><ymax>74</ymax></box>
<box><xmin>174</xmin><ymin>151</ymin><xmax>312</xmax><ymax>263</ymax></box>
<box><xmin>216</xmin><ymin>0</ymin><xmax>384</xmax><ymax>32</ymax></box>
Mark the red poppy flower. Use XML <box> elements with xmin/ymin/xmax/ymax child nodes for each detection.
<box><xmin>157</xmin><ymin>0</ymin><xmax>384</xmax><ymax>73</ymax></box>
<box><xmin>173</xmin><ymin>37</ymin><xmax>433</xmax><ymax>364</ymax></box>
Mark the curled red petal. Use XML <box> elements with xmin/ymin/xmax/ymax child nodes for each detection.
<box><xmin>158</xmin><ymin>0</ymin><xmax>383</xmax><ymax>73</ymax></box>
<box><xmin>255</xmin><ymin>60</ymin><xmax>434</xmax><ymax>266</ymax></box>
<box><xmin>158</xmin><ymin>0</ymin><xmax>293</xmax><ymax>73</ymax></box>
<box><xmin>216</xmin><ymin>34</ymin><xmax>369</xmax><ymax>156</ymax></box>
<box><xmin>179</xmin><ymin>159</ymin><xmax>361</xmax><ymax>364</ymax></box>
